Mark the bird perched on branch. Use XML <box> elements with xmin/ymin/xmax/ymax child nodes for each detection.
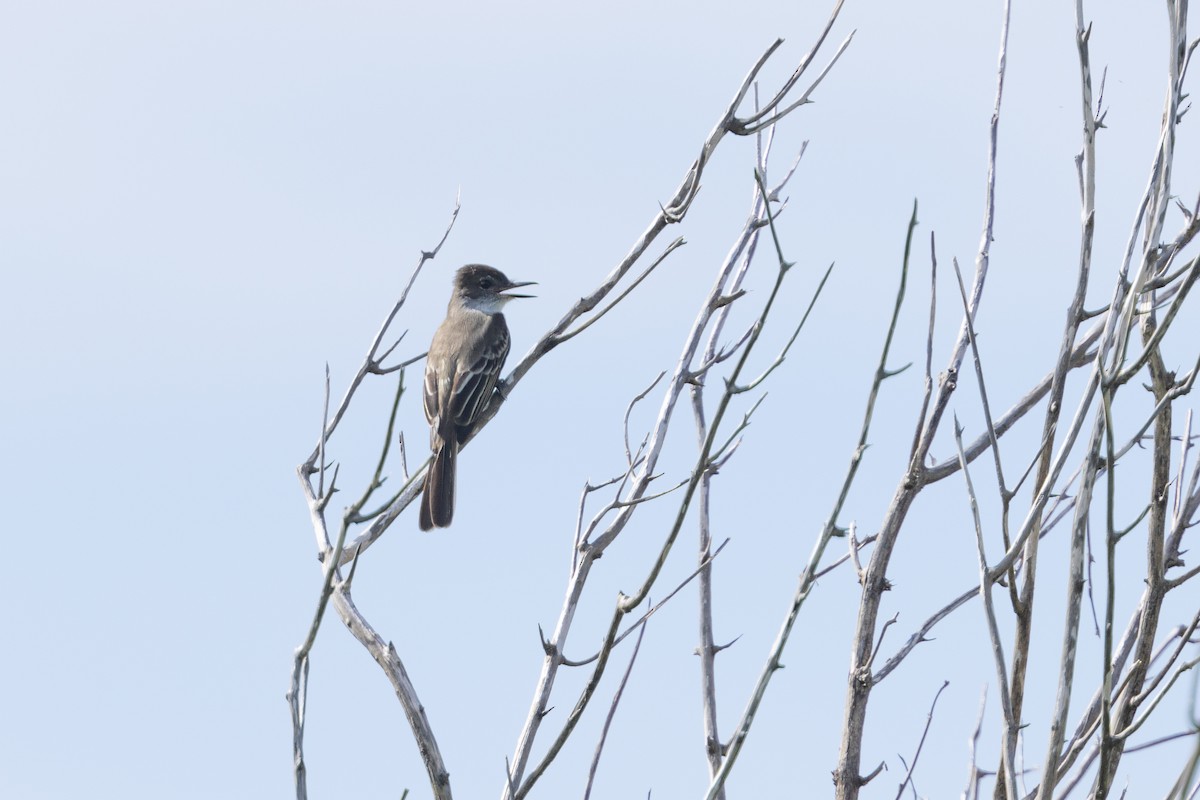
<box><xmin>420</xmin><ymin>264</ymin><xmax>535</xmax><ymax>530</ymax></box>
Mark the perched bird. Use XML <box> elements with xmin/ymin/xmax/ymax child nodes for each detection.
<box><xmin>420</xmin><ymin>264</ymin><xmax>535</xmax><ymax>530</ymax></box>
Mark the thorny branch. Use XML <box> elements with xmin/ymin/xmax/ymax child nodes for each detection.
<box><xmin>287</xmin><ymin>2</ymin><xmax>1200</xmax><ymax>798</ymax></box>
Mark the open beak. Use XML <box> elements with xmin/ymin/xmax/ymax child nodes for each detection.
<box><xmin>501</xmin><ymin>280</ymin><xmax>537</xmax><ymax>299</ymax></box>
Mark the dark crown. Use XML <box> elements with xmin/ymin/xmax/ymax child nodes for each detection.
<box><xmin>454</xmin><ymin>264</ymin><xmax>515</xmax><ymax>296</ymax></box>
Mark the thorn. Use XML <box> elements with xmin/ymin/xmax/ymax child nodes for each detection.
<box><xmin>712</xmin><ymin>289</ymin><xmax>747</xmax><ymax>309</ymax></box>
<box><xmin>712</xmin><ymin>634</ymin><xmax>743</xmax><ymax>654</ymax></box>
<box><xmin>538</xmin><ymin>624</ymin><xmax>555</xmax><ymax>656</ymax></box>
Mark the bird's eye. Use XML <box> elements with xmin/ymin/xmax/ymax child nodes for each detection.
<box><xmin>479</xmin><ymin>277</ymin><xmax>494</xmax><ymax>289</ymax></box>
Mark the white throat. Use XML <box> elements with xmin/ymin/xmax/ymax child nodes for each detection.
<box><xmin>461</xmin><ymin>294</ymin><xmax>508</xmax><ymax>314</ymax></box>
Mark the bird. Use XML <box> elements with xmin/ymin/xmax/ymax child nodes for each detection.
<box><xmin>419</xmin><ymin>264</ymin><xmax>535</xmax><ymax>530</ymax></box>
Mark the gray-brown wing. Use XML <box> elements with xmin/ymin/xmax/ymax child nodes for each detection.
<box><xmin>448</xmin><ymin>316</ymin><xmax>510</xmax><ymax>441</ymax></box>
<box><xmin>423</xmin><ymin>358</ymin><xmax>440</xmax><ymax>427</ymax></box>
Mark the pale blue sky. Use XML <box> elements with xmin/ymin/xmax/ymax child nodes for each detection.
<box><xmin>3</xmin><ymin>2</ymin><xmax>1197</xmax><ymax>798</ymax></box>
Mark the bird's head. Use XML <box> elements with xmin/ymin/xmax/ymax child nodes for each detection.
<box><xmin>454</xmin><ymin>264</ymin><xmax>536</xmax><ymax>313</ymax></box>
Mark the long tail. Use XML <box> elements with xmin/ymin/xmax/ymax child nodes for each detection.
<box><xmin>419</xmin><ymin>440</ymin><xmax>457</xmax><ymax>530</ymax></box>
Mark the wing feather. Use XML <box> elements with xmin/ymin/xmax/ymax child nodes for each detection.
<box><xmin>449</xmin><ymin>319</ymin><xmax>510</xmax><ymax>440</ymax></box>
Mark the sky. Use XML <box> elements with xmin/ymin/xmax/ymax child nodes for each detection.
<box><xmin>2</xmin><ymin>1</ymin><xmax>1198</xmax><ymax>798</ymax></box>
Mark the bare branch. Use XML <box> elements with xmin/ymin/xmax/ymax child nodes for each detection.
<box><xmin>953</xmin><ymin>417</ymin><xmax>1018</xmax><ymax>798</ymax></box>
<box><xmin>894</xmin><ymin>680</ymin><xmax>950</xmax><ymax>800</ymax></box>
<box><xmin>302</xmin><ymin>198</ymin><xmax>460</xmax><ymax>469</ymax></box>
<box><xmin>582</xmin><ymin>620</ymin><xmax>648</xmax><ymax>800</ymax></box>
